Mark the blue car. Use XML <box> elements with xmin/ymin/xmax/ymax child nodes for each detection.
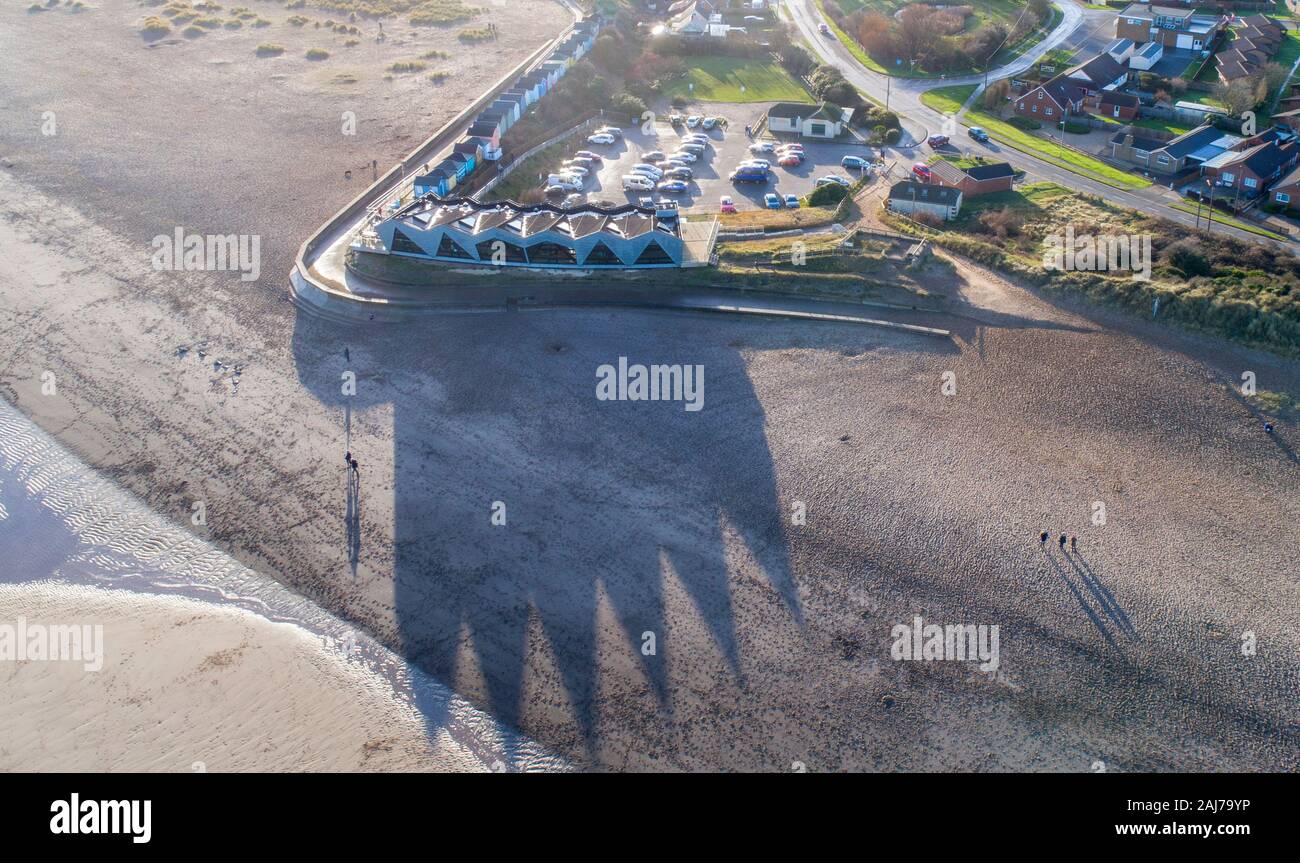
<box><xmin>657</xmin><ymin>180</ymin><xmax>689</xmax><ymax>194</ymax></box>
<box><xmin>784</xmin><ymin>194</ymin><xmax>800</xmax><ymax>208</ymax></box>
<box><xmin>764</xmin><ymin>192</ymin><xmax>782</xmax><ymax>209</ymax></box>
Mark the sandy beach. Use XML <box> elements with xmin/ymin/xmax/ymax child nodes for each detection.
<box><xmin>0</xmin><ymin>1</ymin><xmax>1297</xmax><ymax>771</ymax></box>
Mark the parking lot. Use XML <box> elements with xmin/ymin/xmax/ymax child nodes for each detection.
<box><xmin>528</xmin><ymin>103</ymin><xmax>880</xmax><ymax>213</ymax></box>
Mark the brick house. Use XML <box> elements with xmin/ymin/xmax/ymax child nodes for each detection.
<box><xmin>1200</xmin><ymin>139</ymin><xmax>1300</xmax><ymax>199</ymax></box>
<box><xmin>1114</xmin><ymin>4</ymin><xmax>1224</xmax><ymax>50</ymax></box>
<box><xmin>1109</xmin><ymin>123</ymin><xmax>1243</xmax><ymax>175</ymax></box>
<box><xmin>1015</xmin><ymin>53</ymin><xmax>1127</xmax><ymax>121</ymax></box>
<box><xmin>927</xmin><ymin>161</ymin><xmax>1016</xmax><ymax>196</ymax></box>
<box><xmin>1268</xmin><ymin>164</ymin><xmax>1300</xmax><ymax>210</ymax></box>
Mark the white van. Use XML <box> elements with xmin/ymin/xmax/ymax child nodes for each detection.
<box><xmin>622</xmin><ymin>174</ymin><xmax>655</xmax><ymax>191</ymax></box>
<box><xmin>546</xmin><ymin>173</ymin><xmax>584</xmax><ymax>189</ymax></box>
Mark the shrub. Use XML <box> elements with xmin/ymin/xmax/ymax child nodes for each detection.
<box><xmin>807</xmin><ymin>182</ymin><xmax>849</xmax><ymax>208</ymax></box>
<box><xmin>388</xmin><ymin>61</ymin><xmax>428</xmax><ymax>74</ymax></box>
<box><xmin>457</xmin><ymin>26</ymin><xmax>493</xmax><ymax>42</ymax></box>
<box><xmin>306</xmin><ymin>48</ymin><xmax>330</xmax><ymax>60</ymax></box>
<box><xmin>255</xmin><ymin>42</ymin><xmax>284</xmax><ymax>56</ymax></box>
<box><xmin>140</xmin><ymin>16</ymin><xmax>171</xmax><ymax>36</ymax></box>
<box><xmin>1162</xmin><ymin>237</ymin><xmax>1212</xmax><ymax>277</ymax></box>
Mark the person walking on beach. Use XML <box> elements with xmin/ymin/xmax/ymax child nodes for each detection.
<box><xmin>345</xmin><ymin>450</ymin><xmax>352</xmax><ymax>468</ymax></box>
<box><xmin>1070</xmin><ymin>536</ymin><xmax>1077</xmax><ymax>552</ymax></box>
<box><xmin>350</xmin><ymin>456</ymin><xmax>359</xmax><ymax>475</ymax></box>
<box><xmin>1058</xmin><ymin>533</ymin><xmax>1067</xmax><ymax>550</ymax></box>
<box><xmin>1039</xmin><ymin>531</ymin><xmax>1048</xmax><ymax>546</ymax></box>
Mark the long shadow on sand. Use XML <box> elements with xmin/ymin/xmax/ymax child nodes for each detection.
<box><xmin>291</xmin><ymin>301</ymin><xmax>957</xmax><ymax>767</ymax></box>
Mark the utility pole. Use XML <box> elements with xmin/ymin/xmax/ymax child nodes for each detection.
<box><xmin>1205</xmin><ymin>179</ymin><xmax>1215</xmax><ymax>232</ymax></box>
<box><xmin>886</xmin><ymin>76</ymin><xmax>891</xmax><ymax>111</ymax></box>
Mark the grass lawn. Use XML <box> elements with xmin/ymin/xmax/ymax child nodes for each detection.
<box><xmin>1167</xmin><ymin>201</ymin><xmax>1288</xmax><ymax>241</ymax></box>
<box><xmin>663</xmin><ymin>57</ymin><xmax>810</xmax><ymax>103</ymax></box>
<box><xmin>921</xmin><ymin>83</ymin><xmax>979</xmax><ymax>116</ymax></box>
<box><xmin>1130</xmin><ymin>116</ymin><xmax>1196</xmax><ymax>136</ymax></box>
<box><xmin>965</xmin><ymin>106</ymin><xmax>1152</xmax><ymax>191</ymax></box>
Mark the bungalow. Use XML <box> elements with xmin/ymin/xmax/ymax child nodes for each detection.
<box><xmin>1216</xmin><ymin>14</ymin><xmax>1283</xmax><ymax>86</ymax></box>
<box><xmin>888</xmin><ymin>180</ymin><xmax>963</xmax><ymax>221</ymax></box>
<box><xmin>1129</xmin><ymin>40</ymin><xmax>1164</xmax><ymax>71</ymax></box>
<box><xmin>1268</xmin><ymin>163</ymin><xmax>1300</xmax><ymax>210</ymax></box>
<box><xmin>765</xmin><ymin>102</ymin><xmax>846</xmax><ymax>138</ymax></box>
<box><xmin>927</xmin><ymin>161</ymin><xmax>1016</xmax><ymax>196</ymax></box>
<box><xmin>1200</xmin><ymin>139</ymin><xmax>1300</xmax><ymax>198</ymax></box>
<box><xmin>1110</xmin><ymin>123</ymin><xmax>1242</xmax><ymax>174</ymax></box>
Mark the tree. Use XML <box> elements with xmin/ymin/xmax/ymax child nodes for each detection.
<box><xmin>1213</xmin><ymin>78</ymin><xmax>1262</xmax><ymax>118</ymax></box>
<box><xmin>896</xmin><ymin>5</ymin><xmax>932</xmax><ymax>67</ymax></box>
<box><xmin>1262</xmin><ymin>62</ymin><xmax>1290</xmax><ymax>96</ymax></box>
<box><xmin>984</xmin><ymin>78</ymin><xmax>1011</xmax><ymax>109</ymax></box>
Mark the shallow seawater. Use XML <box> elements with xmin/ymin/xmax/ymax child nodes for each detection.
<box><xmin>0</xmin><ymin>398</ymin><xmax>566</xmax><ymax>772</ymax></box>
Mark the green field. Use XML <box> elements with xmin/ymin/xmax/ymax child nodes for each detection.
<box><xmin>964</xmin><ymin>106</ymin><xmax>1152</xmax><ymax>191</ymax></box>
<box><xmin>921</xmin><ymin>83</ymin><xmax>978</xmax><ymax>116</ymax></box>
<box><xmin>663</xmin><ymin>57</ymin><xmax>811</xmax><ymax>103</ymax></box>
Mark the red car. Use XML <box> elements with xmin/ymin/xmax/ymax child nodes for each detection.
<box><xmin>719</xmin><ymin>195</ymin><xmax>737</xmax><ymax>214</ymax></box>
<box><xmin>778</xmin><ymin>154</ymin><xmax>802</xmax><ymax>167</ymax></box>
<box><xmin>573</xmin><ymin>150</ymin><xmax>603</xmax><ymax>162</ymax></box>
<box><xmin>911</xmin><ymin>162</ymin><xmax>932</xmax><ymax>181</ymax></box>
<box><xmin>926</xmin><ymin>134</ymin><xmax>949</xmax><ymax>148</ymax></box>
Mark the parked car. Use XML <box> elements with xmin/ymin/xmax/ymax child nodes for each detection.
<box><xmin>631</xmin><ymin>163</ymin><xmax>664</xmax><ymax>179</ymax></box>
<box><xmin>740</xmin><ymin>159</ymin><xmax>770</xmax><ymax>170</ymax></box>
<box><xmin>749</xmin><ymin>141</ymin><xmax>775</xmax><ymax>154</ymax></box>
<box><xmin>560</xmin><ymin>165</ymin><xmax>589</xmax><ymax>177</ymax></box>
<box><xmin>686</xmin><ymin>115</ymin><xmax>702</xmax><ymax>128</ymax></box>
<box><xmin>968</xmin><ymin>126</ymin><xmax>990</xmax><ymax>143</ymax></box>
<box><xmin>638</xmin><ymin>196</ymin><xmax>655</xmax><ymax>209</ymax></box>
<box><xmin>815</xmin><ymin>174</ymin><xmax>851</xmax><ymax>188</ymax></box>
<box><xmin>911</xmin><ymin>162</ymin><xmax>932</xmax><ymax>181</ymax></box>
<box><xmin>564</xmin><ymin>157</ymin><xmax>594</xmax><ymax>169</ymax></box>
<box><xmin>622</xmin><ymin>174</ymin><xmax>655</xmax><ymax>191</ymax></box>
<box><xmin>641</xmin><ymin>150</ymin><xmax>666</xmax><ymax>163</ymax></box>
<box><xmin>657</xmin><ymin>180</ymin><xmax>689</xmax><ymax>194</ymax></box>
<box><xmin>547</xmin><ymin>176</ymin><xmax>583</xmax><ymax>191</ymax></box>
<box><xmin>574</xmin><ymin>150</ymin><xmax>603</xmax><ymax>162</ymax></box>
<box><xmin>664</xmin><ymin>167</ymin><xmax>693</xmax><ymax>180</ymax></box>
<box><xmin>730</xmin><ymin>169</ymin><xmax>768</xmax><ymax>184</ymax></box>
<box><xmin>664</xmin><ymin>157</ymin><xmax>690</xmax><ymax>168</ymax></box>
<box><xmin>927</xmin><ymin>134</ymin><xmax>949</xmax><ymax>148</ymax></box>
<box><xmin>544</xmin><ymin>185</ymin><xmax>568</xmax><ymax>198</ymax></box>
<box><xmin>595</xmin><ymin>126</ymin><xmax>623</xmax><ymax>138</ymax></box>
<box><xmin>668</xmin><ymin>150</ymin><xmax>698</xmax><ymax>163</ymax></box>
<box><xmin>562</xmin><ymin>193</ymin><xmax>584</xmax><ymax>208</ymax></box>
<box><xmin>679</xmin><ymin>142</ymin><xmax>707</xmax><ymax>154</ymax></box>
<box><xmin>702</xmin><ymin>117</ymin><xmax>717</xmax><ymax>130</ymax></box>
<box><xmin>764</xmin><ymin>192</ymin><xmax>782</xmax><ymax>209</ymax></box>
<box><xmin>776</xmin><ymin>142</ymin><xmax>804</xmax><ymax>152</ymax></box>
<box><xmin>683</xmin><ymin>134</ymin><xmax>710</xmax><ymax>146</ymax></box>
<box><xmin>669</xmin><ymin>114</ymin><xmax>684</xmax><ymax>126</ymax></box>
<box><xmin>719</xmin><ymin>195</ymin><xmax>737</xmax><ymax>214</ymax></box>
<box><xmin>841</xmin><ymin>155</ymin><xmax>871</xmax><ymax>170</ymax></box>
<box><xmin>587</xmin><ymin>133</ymin><xmax>616</xmax><ymax>145</ymax></box>
<box><xmin>777</xmin><ymin>154</ymin><xmax>802</xmax><ymax>168</ymax></box>
<box><xmin>784</xmin><ymin>194</ymin><xmax>800</xmax><ymax>208</ymax></box>
<box><xmin>744</xmin><ymin>15</ymin><xmax>764</xmax><ymax>23</ymax></box>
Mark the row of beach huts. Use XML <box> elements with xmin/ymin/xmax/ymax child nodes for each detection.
<box><xmin>414</xmin><ymin>18</ymin><xmax>600</xmax><ymax>199</ymax></box>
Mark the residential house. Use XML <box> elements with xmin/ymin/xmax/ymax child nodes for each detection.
<box><xmin>1109</xmin><ymin>123</ymin><xmax>1242</xmax><ymax>174</ymax></box>
<box><xmin>927</xmin><ymin>161</ymin><xmax>1016</xmax><ymax>196</ymax></box>
<box><xmin>1268</xmin><ymin>163</ymin><xmax>1300</xmax><ymax>210</ymax></box>
<box><xmin>765</xmin><ymin>102</ymin><xmax>847</xmax><ymax>138</ymax></box>
<box><xmin>1216</xmin><ymin>14</ymin><xmax>1283</xmax><ymax>85</ymax></box>
<box><xmin>1200</xmin><ymin>138</ymin><xmax>1300</xmax><ymax>198</ymax></box>
<box><xmin>1015</xmin><ymin>53</ymin><xmax>1127</xmax><ymax>121</ymax></box>
<box><xmin>1114</xmin><ymin>4</ymin><xmax>1224</xmax><ymax>50</ymax></box>
<box><xmin>887</xmin><ymin>180</ymin><xmax>963</xmax><ymax>221</ymax></box>
<box><xmin>1094</xmin><ymin>90</ymin><xmax>1141</xmax><ymax>121</ymax></box>
<box><xmin>1130</xmin><ymin>41</ymin><xmax>1165</xmax><ymax>70</ymax></box>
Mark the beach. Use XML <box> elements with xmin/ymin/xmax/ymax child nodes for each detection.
<box><xmin>0</xmin><ymin>1</ymin><xmax>1297</xmax><ymax>771</ymax></box>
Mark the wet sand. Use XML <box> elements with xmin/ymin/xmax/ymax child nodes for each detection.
<box><xmin>0</xmin><ymin>2</ymin><xmax>1297</xmax><ymax>771</ymax></box>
